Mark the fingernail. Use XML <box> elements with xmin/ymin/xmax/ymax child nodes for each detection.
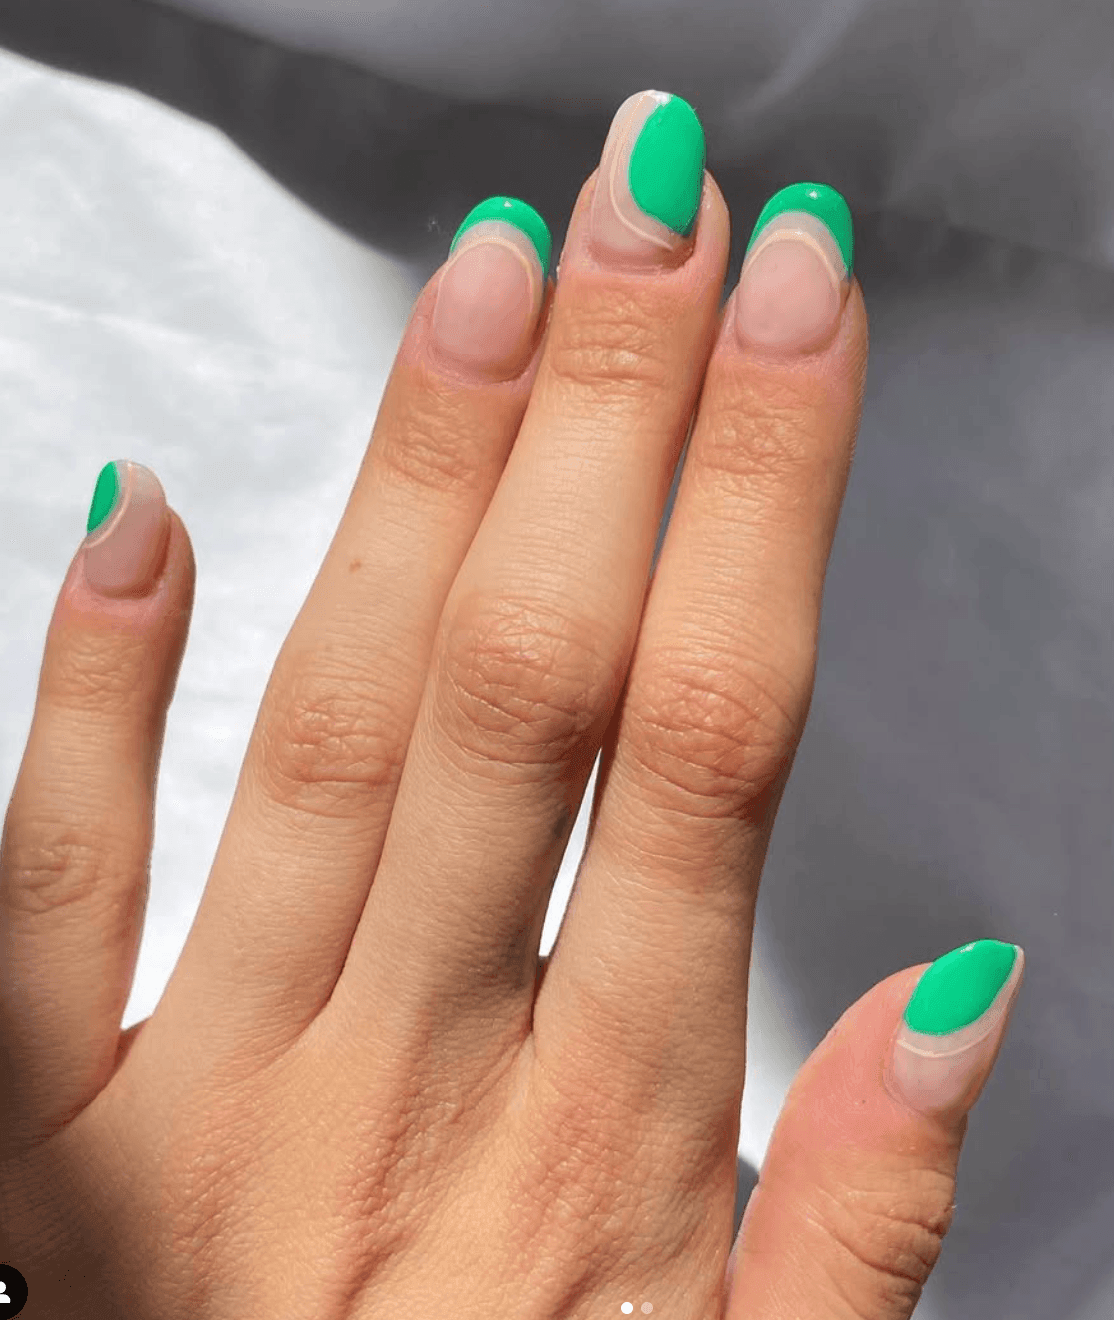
<box><xmin>733</xmin><ymin>181</ymin><xmax>854</xmax><ymax>355</ymax></box>
<box><xmin>588</xmin><ymin>89</ymin><xmax>706</xmax><ymax>268</ymax></box>
<box><xmin>885</xmin><ymin>940</ymin><xmax>1025</xmax><ymax>1119</ymax></box>
<box><xmin>82</xmin><ymin>461</ymin><xmax>170</xmax><ymax>599</ymax></box>
<box><xmin>430</xmin><ymin>196</ymin><xmax>551</xmax><ymax>378</ymax></box>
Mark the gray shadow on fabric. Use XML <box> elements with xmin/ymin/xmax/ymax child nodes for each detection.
<box><xmin>0</xmin><ymin>0</ymin><xmax>792</xmax><ymax>299</ymax></box>
<box><xmin>0</xmin><ymin>0</ymin><xmax>599</xmax><ymax>279</ymax></box>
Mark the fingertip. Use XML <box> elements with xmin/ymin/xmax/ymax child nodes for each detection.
<box><xmin>57</xmin><ymin>470</ymin><xmax>194</xmax><ymax>638</ymax></box>
<box><xmin>885</xmin><ymin>941</ymin><xmax>1024</xmax><ymax>1125</ymax></box>
<box><xmin>81</xmin><ymin>460</ymin><xmax>170</xmax><ymax>601</ymax></box>
<box><xmin>161</xmin><ymin>505</ymin><xmax>197</xmax><ymax>607</ymax></box>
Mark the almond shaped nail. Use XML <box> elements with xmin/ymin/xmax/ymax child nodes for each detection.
<box><xmin>885</xmin><ymin>940</ymin><xmax>1025</xmax><ymax>1118</ymax></box>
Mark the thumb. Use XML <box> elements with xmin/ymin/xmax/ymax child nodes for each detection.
<box><xmin>0</xmin><ymin>460</ymin><xmax>194</xmax><ymax>1152</ymax></box>
<box><xmin>724</xmin><ymin>939</ymin><xmax>1025</xmax><ymax>1320</ymax></box>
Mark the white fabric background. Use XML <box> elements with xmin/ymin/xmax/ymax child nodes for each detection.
<box><xmin>2</xmin><ymin>2</ymin><xmax>1113</xmax><ymax>1316</ymax></box>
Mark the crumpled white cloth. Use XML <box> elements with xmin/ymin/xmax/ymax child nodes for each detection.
<box><xmin>2</xmin><ymin>3</ymin><xmax>1113</xmax><ymax>1316</ymax></box>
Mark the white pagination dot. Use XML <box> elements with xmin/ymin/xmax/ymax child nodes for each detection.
<box><xmin>642</xmin><ymin>1306</ymin><xmax>654</xmax><ymax>1315</ymax></box>
<box><xmin>621</xmin><ymin>1307</ymin><xmax>633</xmax><ymax>1316</ymax></box>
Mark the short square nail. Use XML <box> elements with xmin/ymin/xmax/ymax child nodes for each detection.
<box><xmin>733</xmin><ymin>182</ymin><xmax>854</xmax><ymax>354</ymax></box>
<box><xmin>589</xmin><ymin>89</ymin><xmax>706</xmax><ymax>268</ymax></box>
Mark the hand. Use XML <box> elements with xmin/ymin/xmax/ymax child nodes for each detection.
<box><xmin>1</xmin><ymin>90</ymin><xmax>1022</xmax><ymax>1320</ymax></box>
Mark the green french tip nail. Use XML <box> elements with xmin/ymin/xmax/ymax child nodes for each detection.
<box><xmin>449</xmin><ymin>196</ymin><xmax>552</xmax><ymax>280</ymax></box>
<box><xmin>904</xmin><ymin>939</ymin><xmax>1021</xmax><ymax>1036</ymax></box>
<box><xmin>87</xmin><ymin>461</ymin><xmax>121</xmax><ymax>536</ymax></box>
<box><xmin>745</xmin><ymin>181</ymin><xmax>854</xmax><ymax>276</ymax></box>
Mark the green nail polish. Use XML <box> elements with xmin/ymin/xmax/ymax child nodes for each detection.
<box><xmin>628</xmin><ymin>93</ymin><xmax>706</xmax><ymax>239</ymax></box>
<box><xmin>904</xmin><ymin>940</ymin><xmax>1020</xmax><ymax>1036</ymax></box>
<box><xmin>450</xmin><ymin>196</ymin><xmax>552</xmax><ymax>279</ymax></box>
<box><xmin>87</xmin><ymin>462</ymin><xmax>120</xmax><ymax>536</ymax></box>
<box><xmin>745</xmin><ymin>181</ymin><xmax>854</xmax><ymax>276</ymax></box>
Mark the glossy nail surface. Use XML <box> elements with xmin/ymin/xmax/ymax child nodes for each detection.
<box><xmin>885</xmin><ymin>939</ymin><xmax>1025</xmax><ymax>1118</ymax></box>
<box><xmin>83</xmin><ymin>461</ymin><xmax>170</xmax><ymax>599</ymax></box>
<box><xmin>432</xmin><ymin>196</ymin><xmax>550</xmax><ymax>377</ymax></box>
<box><xmin>588</xmin><ymin>90</ymin><xmax>706</xmax><ymax>269</ymax></box>
<box><xmin>734</xmin><ymin>182</ymin><xmax>853</xmax><ymax>355</ymax></box>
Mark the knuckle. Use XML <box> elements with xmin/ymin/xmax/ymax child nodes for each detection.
<box><xmin>373</xmin><ymin>382</ymin><xmax>502</xmax><ymax>499</ymax></box>
<box><xmin>0</xmin><ymin>813</ymin><xmax>114</xmax><ymax>920</ymax></box>
<box><xmin>809</xmin><ymin>1165</ymin><xmax>957</xmax><ymax>1317</ymax></box>
<box><xmin>256</xmin><ymin>661</ymin><xmax>407</xmax><ymax>816</ymax></box>
<box><xmin>46</xmin><ymin>632</ymin><xmax>151</xmax><ymax>716</ymax></box>
<box><xmin>436</xmin><ymin>594</ymin><xmax>616</xmax><ymax>770</ymax></box>
<box><xmin>697</xmin><ymin>376</ymin><xmax>821</xmax><ymax>495</ymax></box>
<box><xmin>506</xmin><ymin>1043</ymin><xmax>715</xmax><ymax>1279</ymax></box>
<box><xmin>544</xmin><ymin>293</ymin><xmax>675</xmax><ymax>406</ymax></box>
<box><xmin>505</xmin><ymin>1094</ymin><xmax>637</xmax><ymax>1271</ymax></box>
<box><xmin>622</xmin><ymin>644</ymin><xmax>811</xmax><ymax>814</ymax></box>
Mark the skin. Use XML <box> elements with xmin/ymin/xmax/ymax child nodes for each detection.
<box><xmin>0</xmin><ymin>149</ymin><xmax>1013</xmax><ymax>1320</ymax></box>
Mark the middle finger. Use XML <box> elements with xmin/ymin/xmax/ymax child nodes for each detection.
<box><xmin>330</xmin><ymin>90</ymin><xmax>728</xmax><ymax>1069</ymax></box>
